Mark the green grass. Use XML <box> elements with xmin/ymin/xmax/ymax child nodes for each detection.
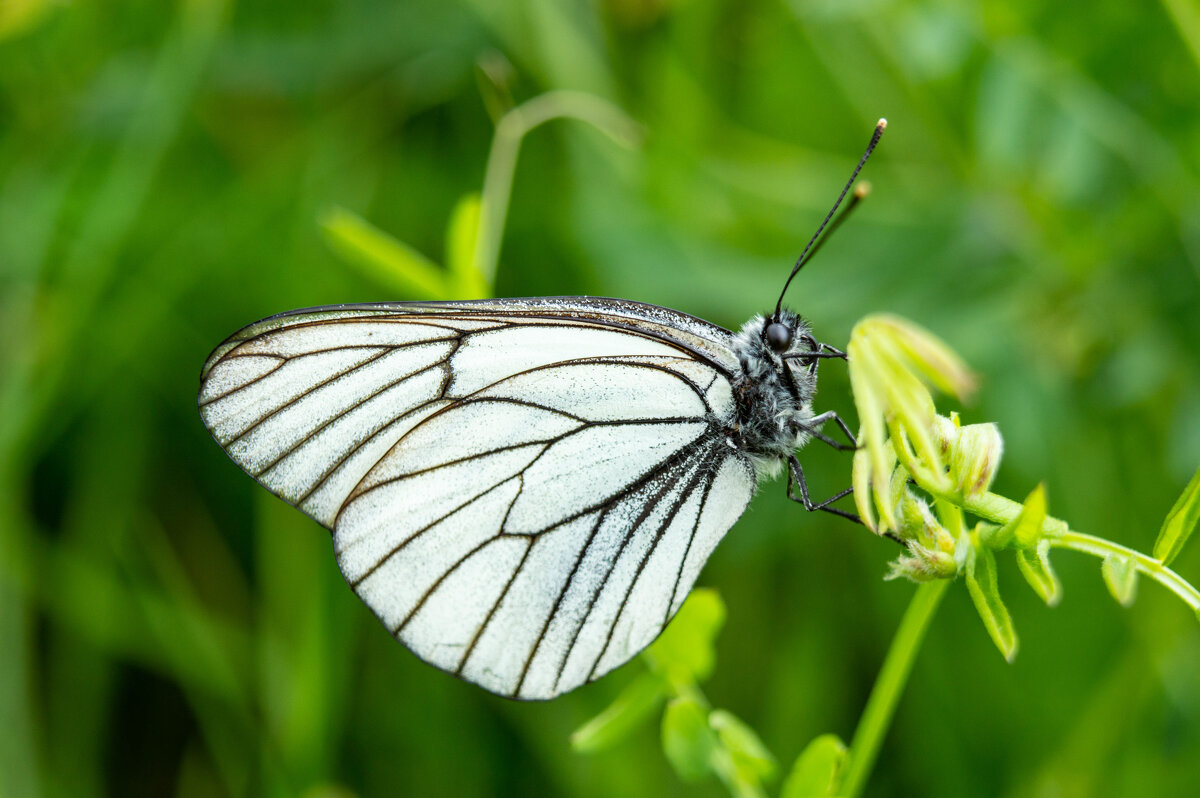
<box><xmin>2</xmin><ymin>1</ymin><xmax>1200</xmax><ymax>796</ymax></box>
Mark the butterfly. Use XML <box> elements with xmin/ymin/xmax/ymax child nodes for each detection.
<box><xmin>198</xmin><ymin>120</ymin><xmax>885</xmax><ymax>700</ymax></box>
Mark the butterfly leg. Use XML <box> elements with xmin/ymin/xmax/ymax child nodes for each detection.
<box><xmin>817</xmin><ymin>342</ymin><xmax>847</xmax><ymax>359</ymax></box>
<box><xmin>802</xmin><ymin>410</ymin><xmax>858</xmax><ymax>452</ymax></box>
<box><xmin>786</xmin><ymin>455</ymin><xmax>861</xmax><ymax>523</ymax></box>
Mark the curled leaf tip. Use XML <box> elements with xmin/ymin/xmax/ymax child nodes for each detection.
<box><xmin>1016</xmin><ymin>540</ymin><xmax>1063</xmax><ymax>607</ymax></box>
<box><xmin>1101</xmin><ymin>554</ymin><xmax>1138</xmax><ymax>608</ymax></box>
<box><xmin>782</xmin><ymin>734</ymin><xmax>847</xmax><ymax>798</ymax></box>
<box><xmin>853</xmin><ymin>315</ymin><xmax>978</xmax><ymax>401</ymax></box>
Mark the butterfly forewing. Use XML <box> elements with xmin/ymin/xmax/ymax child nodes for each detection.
<box><xmin>198</xmin><ymin>299</ymin><xmax>756</xmax><ymax>699</ymax></box>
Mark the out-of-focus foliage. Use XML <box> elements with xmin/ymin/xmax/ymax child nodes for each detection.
<box><xmin>574</xmin><ymin>590</ymin><xmax>776</xmax><ymax>796</ymax></box>
<box><xmin>2</xmin><ymin>1</ymin><xmax>1199</xmax><ymax>797</ymax></box>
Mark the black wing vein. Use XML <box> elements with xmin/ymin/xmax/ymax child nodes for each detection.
<box><xmin>584</xmin><ymin>442</ymin><xmax>720</xmax><ymax>683</ymax></box>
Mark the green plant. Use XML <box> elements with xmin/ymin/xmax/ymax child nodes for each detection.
<box><xmin>572</xmin><ymin>314</ymin><xmax>1200</xmax><ymax>797</ymax></box>
<box><xmin>7</xmin><ymin>3</ymin><xmax>1200</xmax><ymax>795</ymax></box>
<box><xmin>319</xmin><ymin>88</ymin><xmax>641</xmax><ymax>303</ymax></box>
<box><xmin>324</xmin><ymin>87</ymin><xmax>1200</xmax><ymax>798</ymax></box>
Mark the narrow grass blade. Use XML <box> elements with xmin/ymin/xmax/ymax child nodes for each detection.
<box><xmin>444</xmin><ymin>193</ymin><xmax>489</xmax><ymax>298</ymax></box>
<box><xmin>319</xmin><ymin>206</ymin><xmax>447</xmax><ymax>297</ymax></box>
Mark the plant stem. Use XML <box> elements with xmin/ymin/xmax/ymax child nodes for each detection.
<box><xmin>474</xmin><ymin>91</ymin><xmax>642</xmax><ymax>284</ymax></box>
<box><xmin>958</xmin><ymin>491</ymin><xmax>1068</xmax><ymax>537</ymax></box>
<box><xmin>841</xmin><ymin>579</ymin><xmax>951</xmax><ymax>798</ymax></box>
<box><xmin>1050</xmin><ymin>531</ymin><xmax>1200</xmax><ymax>610</ymax></box>
<box><xmin>954</xmin><ymin>490</ymin><xmax>1200</xmax><ymax>611</ymax></box>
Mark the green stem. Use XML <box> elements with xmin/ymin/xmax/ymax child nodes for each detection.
<box><xmin>841</xmin><ymin>579</ymin><xmax>951</xmax><ymax>798</ymax></box>
<box><xmin>474</xmin><ymin>91</ymin><xmax>642</xmax><ymax>285</ymax></box>
<box><xmin>1051</xmin><ymin>531</ymin><xmax>1200</xmax><ymax>610</ymax></box>
<box><xmin>953</xmin><ymin>491</ymin><xmax>1200</xmax><ymax>610</ymax></box>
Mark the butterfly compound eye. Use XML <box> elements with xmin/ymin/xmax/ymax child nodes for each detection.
<box><xmin>765</xmin><ymin>322</ymin><xmax>792</xmax><ymax>353</ymax></box>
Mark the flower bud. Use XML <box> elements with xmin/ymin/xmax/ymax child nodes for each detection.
<box><xmin>885</xmin><ymin>542</ymin><xmax>958</xmax><ymax>582</ymax></box>
<box><xmin>950</xmin><ymin>422</ymin><xmax>1003</xmax><ymax>499</ymax></box>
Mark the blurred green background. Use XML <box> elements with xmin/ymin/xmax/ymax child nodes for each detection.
<box><xmin>3</xmin><ymin>0</ymin><xmax>1200</xmax><ymax>796</ymax></box>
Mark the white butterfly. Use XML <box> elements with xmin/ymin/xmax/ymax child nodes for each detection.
<box><xmin>198</xmin><ymin>122</ymin><xmax>885</xmax><ymax>700</ymax></box>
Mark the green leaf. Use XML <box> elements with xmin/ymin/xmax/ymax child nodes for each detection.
<box><xmin>569</xmin><ymin>671</ymin><xmax>667</xmax><ymax>753</ymax></box>
<box><xmin>881</xmin><ymin>315</ymin><xmax>976</xmax><ymax>399</ymax></box>
<box><xmin>645</xmin><ymin>589</ymin><xmax>725</xmax><ymax>684</ymax></box>
<box><xmin>319</xmin><ymin>206</ymin><xmax>448</xmax><ymax>298</ymax></box>
<box><xmin>964</xmin><ymin>537</ymin><xmax>1019</xmax><ymax>662</ymax></box>
<box><xmin>876</xmin><ymin>337</ymin><xmax>949</xmax><ymax>493</ymax></box>
<box><xmin>1012</xmin><ymin>483</ymin><xmax>1048</xmax><ymax>549</ymax></box>
<box><xmin>661</xmin><ymin>696</ymin><xmax>719</xmax><ymax>782</ymax></box>
<box><xmin>1016</xmin><ymin>539</ymin><xmax>1063</xmax><ymax>607</ymax></box>
<box><xmin>709</xmin><ymin>710</ymin><xmax>775</xmax><ymax>782</ymax></box>
<box><xmin>1152</xmin><ymin>463</ymin><xmax>1200</xmax><ymax>567</ymax></box>
<box><xmin>780</xmin><ymin>734</ymin><xmax>847</xmax><ymax>798</ymax></box>
<box><xmin>851</xmin><ymin>441</ymin><xmax>878</xmax><ymax>533</ymax></box>
<box><xmin>444</xmin><ymin>193</ymin><xmax>489</xmax><ymax>298</ymax></box>
<box><xmin>1101</xmin><ymin>553</ymin><xmax>1138</xmax><ymax>607</ymax></box>
<box><xmin>886</xmin><ymin>460</ymin><xmax>909</xmax><ymax>526</ymax></box>
<box><xmin>847</xmin><ymin>335</ymin><xmax>900</xmax><ymax>533</ymax></box>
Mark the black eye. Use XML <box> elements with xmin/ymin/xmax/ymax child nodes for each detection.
<box><xmin>765</xmin><ymin>322</ymin><xmax>792</xmax><ymax>352</ymax></box>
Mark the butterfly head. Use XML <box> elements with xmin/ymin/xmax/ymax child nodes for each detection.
<box><xmin>730</xmin><ymin>309</ymin><xmax>826</xmax><ymax>469</ymax></box>
<box><xmin>763</xmin><ymin>312</ymin><xmax>822</xmax><ymax>369</ymax></box>
<box><xmin>733</xmin><ymin>309</ymin><xmax>819</xmax><ymax>381</ymax></box>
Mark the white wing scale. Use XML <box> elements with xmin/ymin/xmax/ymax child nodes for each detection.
<box><xmin>199</xmin><ymin>299</ymin><xmax>756</xmax><ymax>699</ymax></box>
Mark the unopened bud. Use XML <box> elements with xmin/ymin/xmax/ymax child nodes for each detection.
<box><xmin>937</xmin><ymin>414</ymin><xmax>1002</xmax><ymax>499</ymax></box>
<box><xmin>895</xmin><ymin>490</ymin><xmax>954</xmax><ymax>555</ymax></box>
<box><xmin>885</xmin><ymin>542</ymin><xmax>958</xmax><ymax>582</ymax></box>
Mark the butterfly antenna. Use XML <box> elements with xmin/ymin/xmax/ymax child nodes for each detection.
<box><xmin>799</xmin><ymin>180</ymin><xmax>871</xmax><ymax>278</ymax></box>
<box><xmin>773</xmin><ymin>118</ymin><xmax>887</xmax><ymax>319</ymax></box>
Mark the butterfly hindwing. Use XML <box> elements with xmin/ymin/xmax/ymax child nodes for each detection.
<box><xmin>198</xmin><ymin>299</ymin><xmax>756</xmax><ymax>699</ymax></box>
<box><xmin>336</xmin><ymin>358</ymin><xmax>755</xmax><ymax>698</ymax></box>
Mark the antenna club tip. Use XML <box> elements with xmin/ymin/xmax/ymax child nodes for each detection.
<box><xmin>854</xmin><ymin>181</ymin><xmax>872</xmax><ymax>198</ymax></box>
<box><xmin>876</xmin><ymin>118</ymin><xmax>888</xmax><ymax>130</ymax></box>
